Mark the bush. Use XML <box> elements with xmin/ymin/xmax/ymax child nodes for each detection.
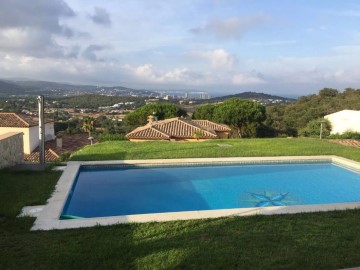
<box><xmin>299</xmin><ymin>119</ymin><xmax>331</xmax><ymax>138</ymax></box>
<box><xmin>98</xmin><ymin>133</ymin><xmax>126</xmax><ymax>142</ymax></box>
<box><xmin>256</xmin><ymin>124</ymin><xmax>277</xmax><ymax>138</ymax></box>
<box><xmin>328</xmin><ymin>132</ymin><xmax>360</xmax><ymax>139</ymax></box>
<box><xmin>59</xmin><ymin>152</ymin><xmax>71</xmax><ymax>162</ymax></box>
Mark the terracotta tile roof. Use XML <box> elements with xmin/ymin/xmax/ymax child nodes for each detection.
<box><xmin>24</xmin><ymin>134</ymin><xmax>97</xmax><ymax>162</ymax></box>
<box><xmin>24</xmin><ymin>149</ymin><xmax>60</xmax><ymax>162</ymax></box>
<box><xmin>126</xmin><ymin>118</ymin><xmax>229</xmax><ymax>140</ymax></box>
<box><xmin>127</xmin><ymin>126</ymin><xmax>170</xmax><ymax>139</ymax></box>
<box><xmin>0</xmin><ymin>113</ymin><xmax>53</xmax><ymax>128</ymax></box>
<box><xmin>193</xmin><ymin>120</ymin><xmax>232</xmax><ymax>132</ymax></box>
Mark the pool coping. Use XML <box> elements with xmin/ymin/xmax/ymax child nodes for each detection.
<box><xmin>32</xmin><ymin>155</ymin><xmax>360</xmax><ymax>230</ymax></box>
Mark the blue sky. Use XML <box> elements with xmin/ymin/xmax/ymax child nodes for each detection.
<box><xmin>0</xmin><ymin>0</ymin><xmax>359</xmax><ymax>96</ymax></box>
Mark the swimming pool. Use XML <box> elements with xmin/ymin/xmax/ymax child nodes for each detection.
<box><xmin>33</xmin><ymin>156</ymin><xmax>360</xmax><ymax>230</ymax></box>
<box><xmin>61</xmin><ymin>162</ymin><xmax>360</xmax><ymax>219</ymax></box>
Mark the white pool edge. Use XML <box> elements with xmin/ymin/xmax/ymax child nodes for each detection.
<box><xmin>32</xmin><ymin>155</ymin><xmax>360</xmax><ymax>231</ymax></box>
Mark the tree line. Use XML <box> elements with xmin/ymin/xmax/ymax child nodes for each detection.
<box><xmin>55</xmin><ymin>94</ymin><xmax>145</xmax><ymax>109</ymax></box>
<box><xmin>265</xmin><ymin>88</ymin><xmax>360</xmax><ymax>137</ymax></box>
<box><xmin>55</xmin><ymin>87</ymin><xmax>360</xmax><ymax>139</ymax></box>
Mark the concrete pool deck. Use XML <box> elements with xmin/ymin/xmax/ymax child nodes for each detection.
<box><xmin>31</xmin><ymin>155</ymin><xmax>360</xmax><ymax>230</ymax></box>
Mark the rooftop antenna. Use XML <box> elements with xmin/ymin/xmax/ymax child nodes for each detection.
<box><xmin>37</xmin><ymin>95</ymin><xmax>45</xmax><ymax>164</ymax></box>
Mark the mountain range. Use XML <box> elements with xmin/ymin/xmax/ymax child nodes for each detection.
<box><xmin>206</xmin><ymin>91</ymin><xmax>296</xmax><ymax>103</ymax></box>
<box><xmin>0</xmin><ymin>79</ymin><xmax>295</xmax><ymax>103</ymax></box>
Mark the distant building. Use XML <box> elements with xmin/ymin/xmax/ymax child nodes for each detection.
<box><xmin>126</xmin><ymin>117</ymin><xmax>231</xmax><ymax>141</ymax></box>
<box><xmin>199</xmin><ymin>92</ymin><xmax>210</xmax><ymax>99</ymax></box>
<box><xmin>0</xmin><ymin>113</ymin><xmax>55</xmax><ymax>154</ymax></box>
<box><xmin>145</xmin><ymin>98</ymin><xmax>160</xmax><ymax>104</ymax></box>
<box><xmin>324</xmin><ymin>110</ymin><xmax>360</xmax><ymax>134</ymax></box>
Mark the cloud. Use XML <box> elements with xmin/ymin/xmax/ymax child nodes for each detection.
<box><xmin>250</xmin><ymin>40</ymin><xmax>297</xmax><ymax>47</ymax></box>
<box><xmin>190</xmin><ymin>15</ymin><xmax>268</xmax><ymax>40</ymax></box>
<box><xmin>0</xmin><ymin>0</ymin><xmax>79</xmax><ymax>58</ymax></box>
<box><xmin>190</xmin><ymin>49</ymin><xmax>236</xmax><ymax>69</ymax></box>
<box><xmin>331</xmin><ymin>45</ymin><xmax>360</xmax><ymax>55</ymax></box>
<box><xmin>0</xmin><ymin>52</ymin><xmax>124</xmax><ymax>84</ymax></box>
<box><xmin>325</xmin><ymin>9</ymin><xmax>360</xmax><ymax>17</ymax></box>
<box><xmin>283</xmin><ymin>68</ymin><xmax>359</xmax><ymax>85</ymax></box>
<box><xmin>0</xmin><ymin>0</ymin><xmax>75</xmax><ymax>31</ymax></box>
<box><xmin>81</xmin><ymin>44</ymin><xmax>108</xmax><ymax>61</ymax></box>
<box><xmin>0</xmin><ymin>28</ymin><xmax>67</xmax><ymax>58</ymax></box>
<box><xmin>232</xmin><ymin>73</ymin><xmax>265</xmax><ymax>85</ymax></box>
<box><xmin>124</xmin><ymin>64</ymin><xmax>205</xmax><ymax>84</ymax></box>
<box><xmin>88</xmin><ymin>7</ymin><xmax>111</xmax><ymax>27</ymax></box>
<box><xmin>124</xmin><ymin>63</ymin><xmax>267</xmax><ymax>87</ymax></box>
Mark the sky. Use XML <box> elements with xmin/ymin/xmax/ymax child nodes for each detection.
<box><xmin>0</xmin><ymin>0</ymin><xmax>360</xmax><ymax>96</ymax></box>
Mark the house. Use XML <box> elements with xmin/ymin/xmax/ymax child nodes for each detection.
<box><xmin>126</xmin><ymin>117</ymin><xmax>231</xmax><ymax>141</ymax></box>
<box><xmin>0</xmin><ymin>112</ymin><xmax>55</xmax><ymax>154</ymax></box>
<box><xmin>324</xmin><ymin>110</ymin><xmax>360</xmax><ymax>134</ymax></box>
<box><xmin>24</xmin><ymin>134</ymin><xmax>98</xmax><ymax>162</ymax></box>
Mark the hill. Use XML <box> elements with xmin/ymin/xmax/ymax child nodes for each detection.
<box><xmin>0</xmin><ymin>80</ymin><xmax>26</xmax><ymax>95</ymax></box>
<box><xmin>0</xmin><ymin>79</ymin><xmax>158</xmax><ymax>97</ymax></box>
<box><xmin>265</xmin><ymin>88</ymin><xmax>360</xmax><ymax>136</ymax></box>
<box><xmin>203</xmin><ymin>91</ymin><xmax>295</xmax><ymax>106</ymax></box>
<box><xmin>58</xmin><ymin>94</ymin><xmax>145</xmax><ymax>109</ymax></box>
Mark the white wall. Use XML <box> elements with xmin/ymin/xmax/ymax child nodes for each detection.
<box><xmin>0</xmin><ymin>122</ymin><xmax>55</xmax><ymax>154</ymax></box>
<box><xmin>28</xmin><ymin>126</ymin><xmax>39</xmax><ymax>153</ymax></box>
<box><xmin>325</xmin><ymin>110</ymin><xmax>360</xmax><ymax>134</ymax></box>
<box><xmin>0</xmin><ymin>127</ymin><xmax>31</xmax><ymax>154</ymax></box>
<box><xmin>45</xmin><ymin>122</ymin><xmax>56</xmax><ymax>141</ymax></box>
<box><xmin>0</xmin><ymin>132</ymin><xmax>24</xmax><ymax>168</ymax></box>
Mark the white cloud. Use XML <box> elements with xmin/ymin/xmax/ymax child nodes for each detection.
<box><xmin>250</xmin><ymin>40</ymin><xmax>297</xmax><ymax>47</ymax></box>
<box><xmin>232</xmin><ymin>73</ymin><xmax>265</xmax><ymax>85</ymax></box>
<box><xmin>124</xmin><ymin>64</ymin><xmax>206</xmax><ymax>84</ymax></box>
<box><xmin>190</xmin><ymin>15</ymin><xmax>268</xmax><ymax>40</ymax></box>
<box><xmin>331</xmin><ymin>45</ymin><xmax>360</xmax><ymax>55</ymax></box>
<box><xmin>190</xmin><ymin>49</ymin><xmax>236</xmax><ymax>69</ymax></box>
<box><xmin>0</xmin><ymin>0</ymin><xmax>80</xmax><ymax>58</ymax></box>
<box><xmin>124</xmin><ymin>63</ymin><xmax>267</xmax><ymax>87</ymax></box>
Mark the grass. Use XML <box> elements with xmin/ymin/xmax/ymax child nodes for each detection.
<box><xmin>70</xmin><ymin>138</ymin><xmax>360</xmax><ymax>161</ymax></box>
<box><xmin>2</xmin><ymin>138</ymin><xmax>360</xmax><ymax>269</ymax></box>
<box><xmin>2</xmin><ymin>169</ymin><xmax>360</xmax><ymax>269</ymax></box>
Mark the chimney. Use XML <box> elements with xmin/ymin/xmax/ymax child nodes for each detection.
<box><xmin>37</xmin><ymin>95</ymin><xmax>45</xmax><ymax>164</ymax></box>
<box><xmin>147</xmin><ymin>115</ymin><xmax>155</xmax><ymax>124</ymax></box>
<box><xmin>56</xmin><ymin>137</ymin><xmax>62</xmax><ymax>149</ymax></box>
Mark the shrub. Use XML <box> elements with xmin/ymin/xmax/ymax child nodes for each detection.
<box><xmin>328</xmin><ymin>132</ymin><xmax>360</xmax><ymax>139</ymax></box>
<box><xmin>98</xmin><ymin>133</ymin><xmax>126</xmax><ymax>142</ymax></box>
<box><xmin>299</xmin><ymin>119</ymin><xmax>331</xmax><ymax>138</ymax></box>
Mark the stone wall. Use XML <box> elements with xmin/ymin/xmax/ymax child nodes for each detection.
<box><xmin>0</xmin><ymin>132</ymin><xmax>24</xmax><ymax>169</ymax></box>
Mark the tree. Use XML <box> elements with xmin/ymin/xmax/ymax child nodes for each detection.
<box><xmin>124</xmin><ymin>103</ymin><xmax>187</xmax><ymax>127</ymax></box>
<box><xmin>192</xmin><ymin>104</ymin><xmax>216</xmax><ymax>120</ymax></box>
<box><xmin>213</xmin><ymin>98</ymin><xmax>266</xmax><ymax>138</ymax></box>
<box><xmin>299</xmin><ymin>119</ymin><xmax>331</xmax><ymax>137</ymax></box>
<box><xmin>319</xmin><ymin>88</ymin><xmax>338</xmax><ymax>98</ymax></box>
<box><xmin>82</xmin><ymin>117</ymin><xmax>95</xmax><ymax>137</ymax></box>
<box><xmin>266</xmin><ymin>88</ymin><xmax>360</xmax><ymax>136</ymax></box>
<box><xmin>193</xmin><ymin>129</ymin><xmax>204</xmax><ymax>141</ymax></box>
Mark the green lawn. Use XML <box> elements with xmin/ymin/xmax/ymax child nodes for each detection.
<box><xmin>2</xmin><ymin>138</ymin><xmax>360</xmax><ymax>269</ymax></box>
<box><xmin>70</xmin><ymin>138</ymin><xmax>360</xmax><ymax>161</ymax></box>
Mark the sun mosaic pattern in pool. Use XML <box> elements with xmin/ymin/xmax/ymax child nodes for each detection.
<box><xmin>241</xmin><ymin>191</ymin><xmax>298</xmax><ymax>207</ymax></box>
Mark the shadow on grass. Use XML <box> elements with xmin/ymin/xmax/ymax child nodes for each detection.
<box><xmin>7</xmin><ymin>210</ymin><xmax>359</xmax><ymax>270</ymax></box>
<box><xmin>3</xmin><ymin>197</ymin><xmax>360</xmax><ymax>269</ymax></box>
<box><xmin>70</xmin><ymin>151</ymin><xmax>127</xmax><ymax>161</ymax></box>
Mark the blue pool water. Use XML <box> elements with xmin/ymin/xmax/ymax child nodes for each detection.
<box><xmin>61</xmin><ymin>163</ymin><xmax>360</xmax><ymax>219</ymax></box>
